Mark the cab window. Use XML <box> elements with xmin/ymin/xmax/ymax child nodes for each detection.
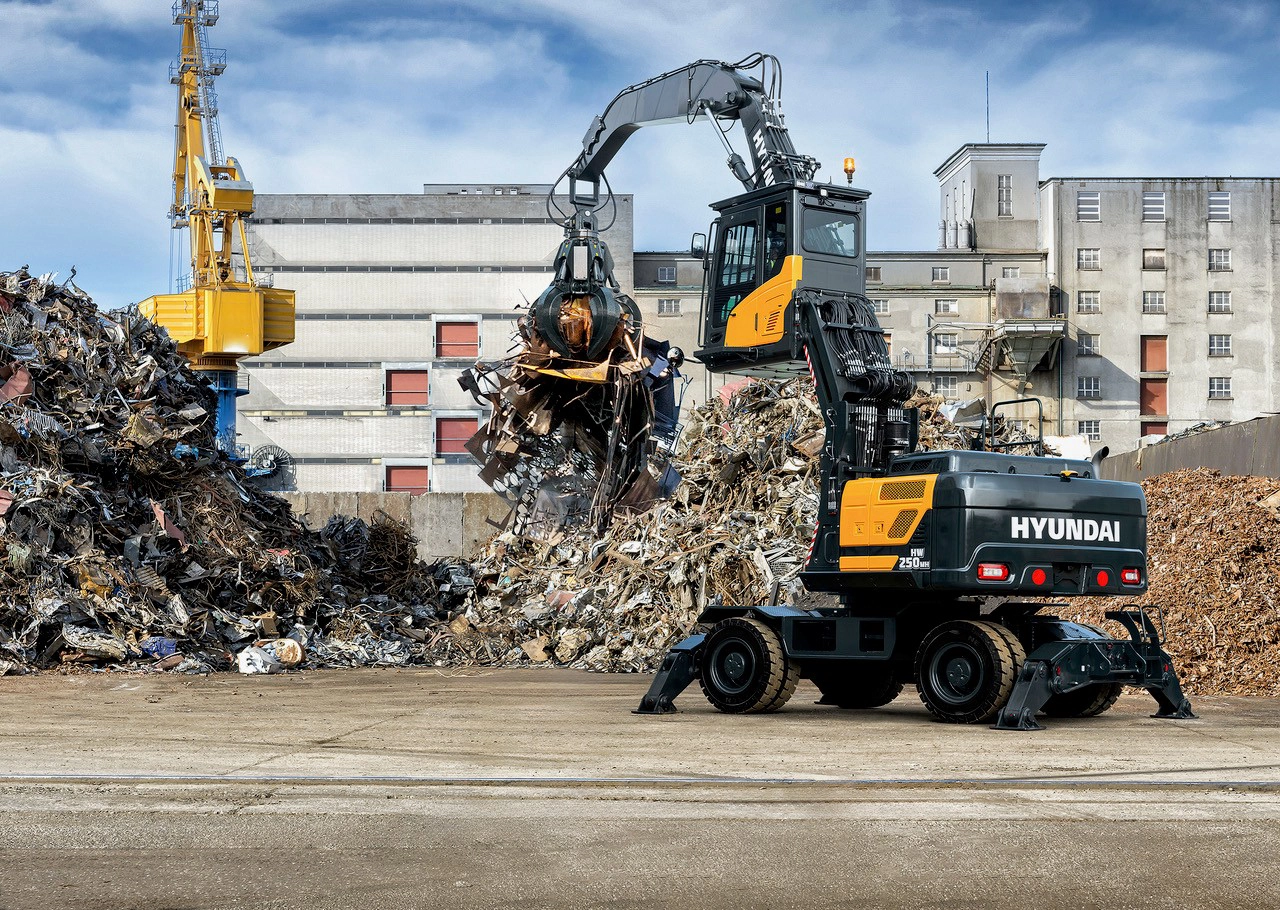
<box><xmin>718</xmin><ymin>221</ymin><xmax>758</xmax><ymax>286</ymax></box>
<box><xmin>801</xmin><ymin>207</ymin><xmax>859</xmax><ymax>259</ymax></box>
<box><xmin>764</xmin><ymin>203</ymin><xmax>789</xmax><ymax>279</ymax></box>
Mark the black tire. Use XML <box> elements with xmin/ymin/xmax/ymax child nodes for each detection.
<box><xmin>811</xmin><ymin>666</ymin><xmax>905</xmax><ymax>709</ymax></box>
<box><xmin>1042</xmin><ymin>683</ymin><xmax>1124</xmax><ymax>718</ymax></box>
<box><xmin>915</xmin><ymin>620</ymin><xmax>1023</xmax><ymax>724</ymax></box>
<box><xmin>698</xmin><ymin>616</ymin><xmax>799</xmax><ymax>714</ymax></box>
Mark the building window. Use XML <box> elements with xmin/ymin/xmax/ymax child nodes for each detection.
<box><xmin>1209</xmin><ymin>377</ymin><xmax>1232</xmax><ymax>399</ymax></box>
<box><xmin>657</xmin><ymin>298</ymin><xmax>681</xmax><ymax>315</ymax></box>
<box><xmin>1208</xmin><ymin>248</ymin><xmax>1231</xmax><ymax>271</ymax></box>
<box><xmin>436</xmin><ymin>416</ymin><xmax>479</xmax><ymax>455</ymax></box>
<box><xmin>1076</xmin><ymin>191</ymin><xmax>1100</xmax><ymax>222</ymax></box>
<box><xmin>1208</xmin><ymin>191</ymin><xmax>1231</xmax><ymax>221</ymax></box>
<box><xmin>656</xmin><ymin>266</ymin><xmax>677</xmax><ymax>283</ymax></box>
<box><xmin>1142</xmin><ymin>191</ymin><xmax>1166</xmax><ymax>221</ymax></box>
<box><xmin>934</xmin><ymin>299</ymin><xmax>958</xmax><ymax>315</ymax></box>
<box><xmin>871</xmin><ymin>298</ymin><xmax>890</xmax><ymax>315</ymax></box>
<box><xmin>436</xmin><ymin>321</ymin><xmax>479</xmax><ymax>358</ymax></box>
<box><xmin>1142</xmin><ymin>291</ymin><xmax>1166</xmax><ymax>314</ymax></box>
<box><xmin>1142</xmin><ymin>248</ymin><xmax>1166</xmax><ymax>270</ymax></box>
<box><xmin>934</xmin><ymin>375</ymin><xmax>958</xmax><ymax>398</ymax></box>
<box><xmin>998</xmin><ymin>175</ymin><xmax>1012</xmax><ymax>216</ymax></box>
<box><xmin>1077</xmin><ymin>332</ymin><xmax>1099</xmax><ymax>356</ymax></box>
<box><xmin>1077</xmin><ymin>248</ymin><xmax>1100</xmax><ymax>270</ymax></box>
<box><xmin>932</xmin><ymin>266</ymin><xmax>950</xmax><ymax>282</ymax></box>
<box><xmin>1076</xmin><ymin>376</ymin><xmax>1101</xmax><ymax>399</ymax></box>
<box><xmin>1001</xmin><ymin>266</ymin><xmax>1020</xmax><ymax>279</ymax></box>
<box><xmin>1208</xmin><ymin>291</ymin><xmax>1232</xmax><ymax>313</ymax></box>
<box><xmin>385</xmin><ymin>370</ymin><xmax>429</xmax><ymax>406</ymax></box>
<box><xmin>1077</xmin><ymin>291</ymin><xmax>1101</xmax><ymax>314</ymax></box>
<box><xmin>385</xmin><ymin>465</ymin><xmax>429</xmax><ymax>496</ymax></box>
<box><xmin>1209</xmin><ymin>334</ymin><xmax>1232</xmax><ymax>357</ymax></box>
<box><xmin>1078</xmin><ymin>420</ymin><xmax>1101</xmax><ymax>441</ymax></box>
<box><xmin>933</xmin><ymin>333</ymin><xmax>958</xmax><ymax>355</ymax></box>
<box><xmin>866</xmin><ymin>266</ymin><xmax>882</xmax><ymax>282</ymax></box>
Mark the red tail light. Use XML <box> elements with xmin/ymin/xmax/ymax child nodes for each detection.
<box><xmin>977</xmin><ymin>563</ymin><xmax>1010</xmax><ymax>581</ymax></box>
<box><xmin>1121</xmin><ymin>567</ymin><xmax>1142</xmax><ymax>586</ymax></box>
<box><xmin>1096</xmin><ymin>570</ymin><xmax>1111</xmax><ymax>587</ymax></box>
<box><xmin>1031</xmin><ymin>568</ymin><xmax>1047</xmax><ymax>586</ymax></box>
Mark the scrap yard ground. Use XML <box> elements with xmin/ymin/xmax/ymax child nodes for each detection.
<box><xmin>1</xmin><ymin>669</ymin><xmax>1278</xmax><ymax>910</ymax></box>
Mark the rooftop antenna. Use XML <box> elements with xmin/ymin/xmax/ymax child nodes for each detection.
<box><xmin>985</xmin><ymin>71</ymin><xmax>990</xmax><ymax>142</ymax></box>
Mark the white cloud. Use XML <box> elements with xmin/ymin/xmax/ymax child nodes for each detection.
<box><xmin>0</xmin><ymin>0</ymin><xmax>1278</xmax><ymax>306</ymax></box>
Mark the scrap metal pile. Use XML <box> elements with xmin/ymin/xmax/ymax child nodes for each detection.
<box><xmin>435</xmin><ymin>378</ymin><xmax>821</xmax><ymax>670</ymax></box>
<box><xmin>1063</xmin><ymin>468</ymin><xmax>1280</xmax><ymax>696</ymax></box>
<box><xmin>0</xmin><ymin>268</ymin><xmax>467</xmax><ymax>676</ymax></box>
<box><xmin>432</xmin><ymin>379</ymin><xmax>1041</xmax><ymax>671</ymax></box>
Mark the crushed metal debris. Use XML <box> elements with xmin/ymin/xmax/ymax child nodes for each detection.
<box><xmin>0</xmin><ymin>267</ymin><xmax>469</xmax><ymax>676</ymax></box>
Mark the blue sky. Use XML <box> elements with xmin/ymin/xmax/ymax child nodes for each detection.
<box><xmin>1</xmin><ymin>0</ymin><xmax>1278</xmax><ymax>306</ymax></box>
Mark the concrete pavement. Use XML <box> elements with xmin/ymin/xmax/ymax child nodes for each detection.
<box><xmin>0</xmin><ymin>669</ymin><xmax>1277</xmax><ymax>909</ymax></box>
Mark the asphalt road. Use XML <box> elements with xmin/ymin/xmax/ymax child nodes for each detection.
<box><xmin>0</xmin><ymin>669</ymin><xmax>1277</xmax><ymax>909</ymax></box>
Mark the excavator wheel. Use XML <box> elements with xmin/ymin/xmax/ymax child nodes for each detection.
<box><xmin>698</xmin><ymin>616</ymin><xmax>799</xmax><ymax>714</ymax></box>
<box><xmin>915</xmin><ymin>620</ymin><xmax>1024</xmax><ymax>724</ymax></box>
<box><xmin>811</xmin><ymin>667</ymin><xmax>904</xmax><ymax>709</ymax></box>
<box><xmin>1042</xmin><ymin>683</ymin><xmax>1125</xmax><ymax>718</ymax></box>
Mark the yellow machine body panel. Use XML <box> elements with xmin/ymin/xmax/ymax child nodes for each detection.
<box><xmin>140</xmin><ymin>285</ymin><xmax>295</xmax><ymax>366</ymax></box>
<box><xmin>837</xmin><ymin>473</ymin><xmax>937</xmax><ymax>572</ymax></box>
<box><xmin>723</xmin><ymin>254</ymin><xmax>802</xmax><ymax>348</ymax></box>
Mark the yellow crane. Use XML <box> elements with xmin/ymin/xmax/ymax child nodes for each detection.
<box><xmin>140</xmin><ymin>0</ymin><xmax>294</xmax><ymax>454</ymax></box>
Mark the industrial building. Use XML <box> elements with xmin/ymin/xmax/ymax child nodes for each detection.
<box><xmin>238</xmin><ymin>151</ymin><xmax>1279</xmax><ymax>494</ymax></box>
<box><xmin>238</xmin><ymin>185</ymin><xmax>633</xmax><ymax>493</ymax></box>
<box><xmin>869</xmin><ymin>143</ymin><xmax>1280</xmax><ymax>453</ymax></box>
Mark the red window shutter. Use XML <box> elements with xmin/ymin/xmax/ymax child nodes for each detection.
<box><xmin>385</xmin><ymin>466</ymin><xmax>429</xmax><ymax>495</ymax></box>
<box><xmin>1139</xmin><ymin>379</ymin><xmax>1167</xmax><ymax>416</ymax></box>
<box><xmin>1140</xmin><ymin>336</ymin><xmax>1167</xmax><ymax>372</ymax></box>
<box><xmin>386</xmin><ymin>370</ymin><xmax>429</xmax><ymax>406</ymax></box>
<box><xmin>1141</xmin><ymin>422</ymin><xmax>1168</xmax><ymax>437</ymax></box>
<box><xmin>436</xmin><ymin>417</ymin><xmax>479</xmax><ymax>455</ymax></box>
<box><xmin>436</xmin><ymin>322</ymin><xmax>479</xmax><ymax>358</ymax></box>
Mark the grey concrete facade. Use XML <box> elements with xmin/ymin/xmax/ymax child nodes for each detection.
<box><xmin>864</xmin><ymin>145</ymin><xmax>1280</xmax><ymax>452</ymax></box>
<box><xmin>1041</xmin><ymin>177</ymin><xmax>1280</xmax><ymax>452</ymax></box>
<box><xmin>631</xmin><ymin>250</ymin><xmax>725</xmax><ymax>412</ymax></box>
<box><xmin>239</xmin><ymin>185</ymin><xmax>634</xmax><ymax>493</ymax></box>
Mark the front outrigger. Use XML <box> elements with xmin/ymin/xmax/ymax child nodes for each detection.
<box><xmin>530</xmin><ymin>54</ymin><xmax>1195</xmax><ymax>729</ymax></box>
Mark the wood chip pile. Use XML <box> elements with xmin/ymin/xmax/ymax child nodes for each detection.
<box><xmin>1062</xmin><ymin>468</ymin><xmax>1280</xmax><ymax>696</ymax></box>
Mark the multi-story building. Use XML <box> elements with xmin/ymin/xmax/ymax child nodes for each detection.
<box><xmin>1040</xmin><ymin>177</ymin><xmax>1280</xmax><ymax>450</ymax></box>
<box><xmin>632</xmin><ymin>251</ymin><xmax>717</xmax><ymax>412</ymax></box>
<box><xmin>238</xmin><ymin>184</ymin><xmax>633</xmax><ymax>493</ymax></box>
<box><xmin>867</xmin><ymin>144</ymin><xmax>1280</xmax><ymax>452</ymax></box>
<box><xmin>869</xmin><ymin>144</ymin><xmax>1062</xmax><ymax>436</ymax></box>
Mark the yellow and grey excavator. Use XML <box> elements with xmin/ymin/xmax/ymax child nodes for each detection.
<box><xmin>526</xmin><ymin>54</ymin><xmax>1195</xmax><ymax>729</ymax></box>
<box><xmin>140</xmin><ymin>0</ymin><xmax>294</xmax><ymax>454</ymax></box>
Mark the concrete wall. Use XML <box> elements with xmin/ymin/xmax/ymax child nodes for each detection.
<box><xmin>280</xmin><ymin>491</ymin><xmax>510</xmax><ymax>560</ymax></box>
<box><xmin>1101</xmin><ymin>416</ymin><xmax>1280</xmax><ymax>484</ymax></box>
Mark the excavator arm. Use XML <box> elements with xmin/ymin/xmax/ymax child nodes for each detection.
<box><xmin>562</xmin><ymin>54</ymin><xmax>818</xmax><ymax>225</ymax></box>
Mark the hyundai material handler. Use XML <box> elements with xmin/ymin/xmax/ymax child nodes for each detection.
<box><xmin>529</xmin><ymin>54</ymin><xmax>1194</xmax><ymax>730</ymax></box>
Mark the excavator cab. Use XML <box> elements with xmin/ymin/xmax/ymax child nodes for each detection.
<box><xmin>696</xmin><ymin>182</ymin><xmax>870</xmax><ymax>377</ymax></box>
